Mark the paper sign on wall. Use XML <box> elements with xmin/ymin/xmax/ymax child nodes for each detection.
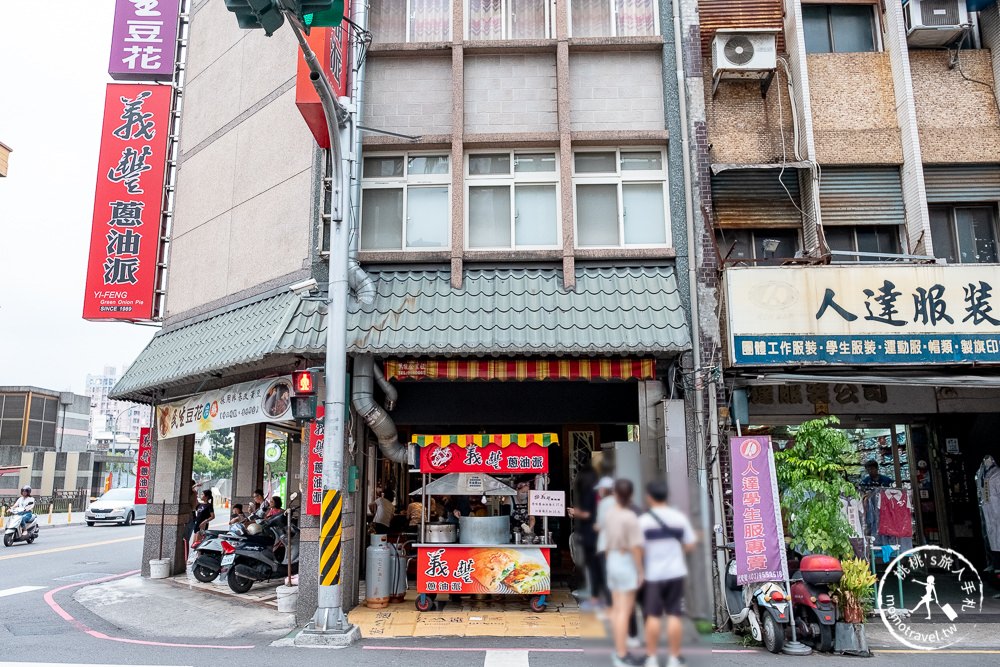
<box><xmin>529</xmin><ymin>490</ymin><xmax>565</xmax><ymax>517</ymax></box>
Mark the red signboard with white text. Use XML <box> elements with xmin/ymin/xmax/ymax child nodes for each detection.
<box><xmin>295</xmin><ymin>0</ymin><xmax>351</xmax><ymax>148</ymax></box>
<box><xmin>420</xmin><ymin>443</ymin><xmax>549</xmax><ymax>475</ymax></box>
<box><xmin>417</xmin><ymin>545</ymin><xmax>551</xmax><ymax>595</ymax></box>
<box><xmin>83</xmin><ymin>84</ymin><xmax>171</xmax><ymax>321</ymax></box>
<box><xmin>306</xmin><ymin>405</ymin><xmax>325</xmax><ymax>516</ymax></box>
<box><xmin>135</xmin><ymin>427</ymin><xmax>152</xmax><ymax>505</ymax></box>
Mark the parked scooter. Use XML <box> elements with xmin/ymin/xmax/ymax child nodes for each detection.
<box><xmin>192</xmin><ymin>522</ymin><xmax>249</xmax><ymax>582</ymax></box>
<box><xmin>719</xmin><ymin>543</ymin><xmax>791</xmax><ymax>653</ymax></box>
<box><xmin>3</xmin><ymin>511</ymin><xmax>39</xmax><ymax>547</ymax></box>
<box><xmin>219</xmin><ymin>495</ymin><xmax>300</xmax><ymax>594</ymax></box>
<box><xmin>788</xmin><ymin>553</ymin><xmax>843</xmax><ymax>652</ymax></box>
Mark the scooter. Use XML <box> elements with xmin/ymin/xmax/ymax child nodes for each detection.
<box><xmin>192</xmin><ymin>522</ymin><xmax>249</xmax><ymax>582</ymax></box>
<box><xmin>788</xmin><ymin>553</ymin><xmax>843</xmax><ymax>652</ymax></box>
<box><xmin>220</xmin><ymin>499</ymin><xmax>300</xmax><ymax>594</ymax></box>
<box><xmin>719</xmin><ymin>544</ymin><xmax>791</xmax><ymax>654</ymax></box>
<box><xmin>3</xmin><ymin>511</ymin><xmax>39</xmax><ymax>547</ymax></box>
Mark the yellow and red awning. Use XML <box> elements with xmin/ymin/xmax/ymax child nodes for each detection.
<box><xmin>385</xmin><ymin>358</ymin><xmax>655</xmax><ymax>382</ymax></box>
<box><xmin>411</xmin><ymin>433</ymin><xmax>558</xmax><ymax>448</ymax></box>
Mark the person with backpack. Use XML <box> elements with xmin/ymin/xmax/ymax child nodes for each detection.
<box><xmin>638</xmin><ymin>480</ymin><xmax>696</xmax><ymax>667</ymax></box>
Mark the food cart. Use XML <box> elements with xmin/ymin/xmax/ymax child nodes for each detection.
<box><xmin>411</xmin><ymin>433</ymin><xmax>558</xmax><ymax>612</ymax></box>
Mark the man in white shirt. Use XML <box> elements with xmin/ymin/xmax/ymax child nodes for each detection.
<box><xmin>638</xmin><ymin>480</ymin><xmax>696</xmax><ymax>667</ymax></box>
<box><xmin>11</xmin><ymin>486</ymin><xmax>36</xmax><ymax>528</ymax></box>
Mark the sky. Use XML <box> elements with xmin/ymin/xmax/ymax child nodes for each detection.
<box><xmin>0</xmin><ymin>0</ymin><xmax>155</xmax><ymax>393</ymax></box>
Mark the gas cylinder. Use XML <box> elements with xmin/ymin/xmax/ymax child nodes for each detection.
<box><xmin>365</xmin><ymin>534</ymin><xmax>393</xmax><ymax>609</ymax></box>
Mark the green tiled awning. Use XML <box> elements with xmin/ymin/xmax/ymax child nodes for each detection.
<box><xmin>112</xmin><ymin>266</ymin><xmax>690</xmax><ymax>402</ymax></box>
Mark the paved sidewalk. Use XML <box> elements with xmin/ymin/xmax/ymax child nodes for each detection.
<box><xmin>73</xmin><ymin>573</ymin><xmax>296</xmax><ymax>640</ymax></box>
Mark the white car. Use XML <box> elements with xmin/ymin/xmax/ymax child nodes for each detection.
<box><xmin>85</xmin><ymin>488</ymin><xmax>147</xmax><ymax>526</ymax></box>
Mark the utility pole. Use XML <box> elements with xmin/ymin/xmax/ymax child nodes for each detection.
<box><xmin>223</xmin><ymin>0</ymin><xmax>357</xmax><ymax>646</ymax></box>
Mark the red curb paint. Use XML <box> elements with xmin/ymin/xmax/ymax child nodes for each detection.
<box><xmin>43</xmin><ymin>569</ymin><xmax>255</xmax><ymax>650</ymax></box>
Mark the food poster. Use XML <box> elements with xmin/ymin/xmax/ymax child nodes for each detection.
<box><xmin>417</xmin><ymin>546</ymin><xmax>551</xmax><ymax>595</ymax></box>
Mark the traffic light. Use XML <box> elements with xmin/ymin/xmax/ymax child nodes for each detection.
<box><xmin>293</xmin><ymin>369</ymin><xmax>316</xmax><ymax>395</ymax></box>
<box><xmin>292</xmin><ymin>395</ymin><xmax>318</xmax><ymax>421</ymax></box>
<box><xmin>302</xmin><ymin>1</ymin><xmax>345</xmax><ymax>28</ymax></box>
<box><xmin>224</xmin><ymin>0</ymin><xmax>285</xmax><ymax>36</ymax></box>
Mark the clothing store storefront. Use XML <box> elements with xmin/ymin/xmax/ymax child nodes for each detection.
<box><xmin>723</xmin><ymin>265</ymin><xmax>1000</xmax><ymax>571</ymax></box>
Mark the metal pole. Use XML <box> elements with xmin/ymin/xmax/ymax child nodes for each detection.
<box><xmin>284</xmin><ymin>13</ymin><xmax>355</xmax><ymax>640</ymax></box>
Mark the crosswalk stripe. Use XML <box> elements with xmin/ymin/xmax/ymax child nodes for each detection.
<box><xmin>0</xmin><ymin>585</ymin><xmax>45</xmax><ymax>598</ymax></box>
<box><xmin>484</xmin><ymin>650</ymin><xmax>530</xmax><ymax>667</ymax></box>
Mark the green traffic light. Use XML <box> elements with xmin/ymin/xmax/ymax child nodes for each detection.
<box><xmin>303</xmin><ymin>0</ymin><xmax>345</xmax><ymax>27</ymax></box>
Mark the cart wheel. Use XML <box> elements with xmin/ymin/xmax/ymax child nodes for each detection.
<box><xmin>416</xmin><ymin>594</ymin><xmax>434</xmax><ymax>612</ymax></box>
<box><xmin>530</xmin><ymin>595</ymin><xmax>547</xmax><ymax>613</ymax></box>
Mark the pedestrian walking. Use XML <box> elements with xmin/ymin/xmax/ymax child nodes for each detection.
<box><xmin>638</xmin><ymin>480</ymin><xmax>696</xmax><ymax>667</ymax></box>
<box><xmin>603</xmin><ymin>479</ymin><xmax>644</xmax><ymax>667</ymax></box>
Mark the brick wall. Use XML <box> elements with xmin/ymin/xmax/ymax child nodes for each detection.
<box><xmin>464</xmin><ymin>54</ymin><xmax>558</xmax><ymax>134</ymax></box>
<box><xmin>364</xmin><ymin>55</ymin><xmax>453</xmax><ymax>136</ymax></box>
<box><xmin>808</xmin><ymin>52</ymin><xmax>902</xmax><ymax>164</ymax></box>
<box><xmin>704</xmin><ymin>58</ymin><xmax>795</xmax><ymax>165</ymax></box>
<box><xmin>911</xmin><ymin>50</ymin><xmax>1000</xmax><ymax>164</ymax></box>
<box><xmin>568</xmin><ymin>51</ymin><xmax>664</xmax><ymax>132</ymax></box>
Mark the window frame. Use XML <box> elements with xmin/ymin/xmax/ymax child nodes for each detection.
<box><xmin>359</xmin><ymin>151</ymin><xmax>453</xmax><ymax>252</ymax></box>
<box><xmin>802</xmin><ymin>2</ymin><xmax>881</xmax><ymax>54</ymax></box>
<box><xmin>929</xmin><ymin>204</ymin><xmax>1000</xmax><ymax>265</ymax></box>
<box><xmin>465</xmin><ymin>0</ymin><xmax>556</xmax><ymax>40</ymax></box>
<box><xmin>571</xmin><ymin>147</ymin><xmax>670</xmax><ymax>249</ymax></box>
<box><xmin>715</xmin><ymin>228</ymin><xmax>802</xmax><ymax>264</ymax></box>
<box><xmin>464</xmin><ymin>149</ymin><xmax>562</xmax><ymax>250</ymax></box>
<box><xmin>825</xmin><ymin>225</ymin><xmax>902</xmax><ymax>262</ymax></box>
<box><xmin>371</xmin><ymin>0</ymin><xmax>454</xmax><ymax>43</ymax></box>
<box><xmin>568</xmin><ymin>0</ymin><xmax>661</xmax><ymax>39</ymax></box>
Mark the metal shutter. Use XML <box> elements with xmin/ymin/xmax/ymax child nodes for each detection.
<box><xmin>711</xmin><ymin>168</ymin><xmax>803</xmax><ymax>228</ymax></box>
<box><xmin>819</xmin><ymin>167</ymin><xmax>904</xmax><ymax>226</ymax></box>
<box><xmin>923</xmin><ymin>165</ymin><xmax>1000</xmax><ymax>203</ymax></box>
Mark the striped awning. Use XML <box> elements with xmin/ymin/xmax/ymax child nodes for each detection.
<box><xmin>384</xmin><ymin>358</ymin><xmax>655</xmax><ymax>382</ymax></box>
<box><xmin>411</xmin><ymin>433</ymin><xmax>559</xmax><ymax>448</ymax></box>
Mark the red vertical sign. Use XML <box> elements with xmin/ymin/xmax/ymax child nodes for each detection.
<box><xmin>135</xmin><ymin>427</ymin><xmax>152</xmax><ymax>505</ymax></box>
<box><xmin>306</xmin><ymin>405</ymin><xmax>325</xmax><ymax>516</ymax></box>
<box><xmin>83</xmin><ymin>84</ymin><xmax>171</xmax><ymax>321</ymax></box>
<box><xmin>295</xmin><ymin>0</ymin><xmax>352</xmax><ymax>148</ymax></box>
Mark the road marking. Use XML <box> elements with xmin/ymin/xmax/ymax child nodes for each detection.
<box><xmin>42</xmin><ymin>570</ymin><xmax>254</xmax><ymax>651</ymax></box>
<box><xmin>878</xmin><ymin>649</ymin><xmax>1000</xmax><ymax>654</ymax></box>
<box><xmin>0</xmin><ymin>585</ymin><xmax>45</xmax><ymax>598</ymax></box>
<box><xmin>0</xmin><ymin>664</ymin><xmax>192</xmax><ymax>667</ymax></box>
<box><xmin>0</xmin><ymin>536</ymin><xmax>141</xmax><ymax>561</ymax></box>
<box><xmin>484</xmin><ymin>650</ymin><xmax>529</xmax><ymax>667</ymax></box>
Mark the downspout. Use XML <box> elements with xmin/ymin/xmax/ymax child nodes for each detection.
<box><xmin>352</xmin><ymin>354</ymin><xmax>408</xmax><ymax>463</ymax></box>
<box><xmin>672</xmin><ymin>0</ymin><xmax>716</xmax><ymax>619</ymax></box>
<box><xmin>347</xmin><ymin>0</ymin><xmax>376</xmax><ymax>306</ymax></box>
<box><xmin>372</xmin><ymin>362</ymin><xmax>398</xmax><ymax>410</ymax></box>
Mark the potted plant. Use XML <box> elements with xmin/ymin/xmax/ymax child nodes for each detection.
<box><xmin>831</xmin><ymin>558</ymin><xmax>877</xmax><ymax>656</ymax></box>
<box><xmin>774</xmin><ymin>416</ymin><xmax>859</xmax><ymax>562</ymax></box>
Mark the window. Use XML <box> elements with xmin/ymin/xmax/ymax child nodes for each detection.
<box><xmin>826</xmin><ymin>225</ymin><xmax>901</xmax><ymax>262</ymax></box>
<box><xmin>572</xmin><ymin>149</ymin><xmax>668</xmax><ymax>247</ymax></box>
<box><xmin>467</xmin><ymin>0</ymin><xmax>555</xmax><ymax>40</ymax></box>
<box><xmin>716</xmin><ymin>229</ymin><xmax>800</xmax><ymax>265</ymax></box>
<box><xmin>360</xmin><ymin>154</ymin><xmax>451</xmax><ymax>251</ymax></box>
<box><xmin>930</xmin><ymin>206</ymin><xmax>999</xmax><ymax>264</ymax></box>
<box><xmin>369</xmin><ymin>0</ymin><xmax>451</xmax><ymax>43</ymax></box>
<box><xmin>570</xmin><ymin>0</ymin><xmax>659</xmax><ymax>38</ymax></box>
<box><xmin>466</xmin><ymin>151</ymin><xmax>560</xmax><ymax>249</ymax></box>
<box><xmin>803</xmin><ymin>4</ymin><xmax>877</xmax><ymax>54</ymax></box>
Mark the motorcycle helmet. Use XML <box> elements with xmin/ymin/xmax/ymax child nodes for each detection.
<box><xmin>21</xmin><ymin>486</ymin><xmax>31</xmax><ymax>494</ymax></box>
<box><xmin>246</xmin><ymin>522</ymin><xmax>262</xmax><ymax>536</ymax></box>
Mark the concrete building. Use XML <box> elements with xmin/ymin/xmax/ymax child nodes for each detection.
<box><xmin>0</xmin><ymin>140</ymin><xmax>11</xmax><ymax>177</ymax></box>
<box><xmin>0</xmin><ymin>386</ymin><xmax>95</xmax><ymax>497</ymax></box>
<box><xmin>86</xmin><ymin>366</ymin><xmax>150</xmax><ymax>445</ymax></box>
<box><xmin>692</xmin><ymin>0</ymin><xmax>1000</xmax><ymax>617</ymax></box>
<box><xmin>112</xmin><ymin>0</ymin><xmax>704</xmax><ymax>623</ymax></box>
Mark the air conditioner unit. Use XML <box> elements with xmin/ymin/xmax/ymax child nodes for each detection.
<box><xmin>711</xmin><ymin>29</ymin><xmax>778</xmax><ymax>97</ymax></box>
<box><xmin>903</xmin><ymin>0</ymin><xmax>969</xmax><ymax>48</ymax></box>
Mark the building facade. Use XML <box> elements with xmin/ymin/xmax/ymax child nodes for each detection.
<box><xmin>86</xmin><ymin>365</ymin><xmax>151</xmax><ymax>446</ymax></box>
<box><xmin>696</xmin><ymin>0</ymin><xmax>1000</xmax><ymax>617</ymax></box>
<box><xmin>111</xmin><ymin>0</ymin><xmax>706</xmax><ymax>622</ymax></box>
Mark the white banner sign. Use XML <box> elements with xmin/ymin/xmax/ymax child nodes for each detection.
<box><xmin>156</xmin><ymin>376</ymin><xmax>293</xmax><ymax>439</ymax></box>
<box><xmin>529</xmin><ymin>490</ymin><xmax>565</xmax><ymax>517</ymax></box>
<box><xmin>725</xmin><ymin>265</ymin><xmax>1000</xmax><ymax>366</ymax></box>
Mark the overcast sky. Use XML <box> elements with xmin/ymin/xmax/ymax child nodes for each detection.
<box><xmin>0</xmin><ymin>0</ymin><xmax>155</xmax><ymax>394</ymax></box>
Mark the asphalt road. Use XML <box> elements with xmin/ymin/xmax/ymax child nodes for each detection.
<box><xmin>2</xmin><ymin>523</ymin><xmax>1000</xmax><ymax>666</ymax></box>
